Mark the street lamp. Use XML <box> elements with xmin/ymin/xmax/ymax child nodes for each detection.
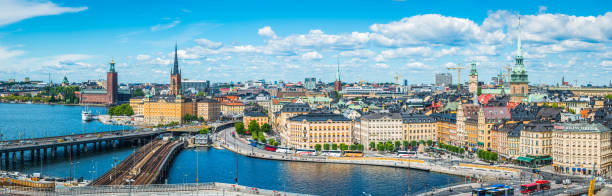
<box><xmin>126</xmin><ymin>179</ymin><xmax>134</xmax><ymax>196</ymax></box>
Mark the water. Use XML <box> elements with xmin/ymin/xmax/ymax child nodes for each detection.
<box><xmin>0</xmin><ymin>103</ymin><xmax>464</xmax><ymax>195</ymax></box>
<box><xmin>169</xmin><ymin>148</ymin><xmax>463</xmax><ymax>195</ymax></box>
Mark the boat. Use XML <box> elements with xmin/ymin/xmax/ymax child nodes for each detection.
<box><xmin>82</xmin><ymin>107</ymin><xmax>93</xmax><ymax>121</ymax></box>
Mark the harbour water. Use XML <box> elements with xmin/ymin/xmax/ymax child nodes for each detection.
<box><xmin>0</xmin><ymin>103</ymin><xmax>463</xmax><ymax>195</ymax></box>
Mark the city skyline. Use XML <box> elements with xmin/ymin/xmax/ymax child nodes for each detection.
<box><xmin>0</xmin><ymin>0</ymin><xmax>611</xmax><ymax>85</ymax></box>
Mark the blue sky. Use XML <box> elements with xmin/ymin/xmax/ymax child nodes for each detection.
<box><xmin>0</xmin><ymin>0</ymin><xmax>610</xmax><ymax>85</ymax></box>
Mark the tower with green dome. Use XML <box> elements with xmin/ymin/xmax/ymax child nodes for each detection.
<box><xmin>510</xmin><ymin>16</ymin><xmax>529</xmax><ymax>103</ymax></box>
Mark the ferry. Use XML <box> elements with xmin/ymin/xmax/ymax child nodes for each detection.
<box><xmin>82</xmin><ymin>107</ymin><xmax>93</xmax><ymax>121</ymax></box>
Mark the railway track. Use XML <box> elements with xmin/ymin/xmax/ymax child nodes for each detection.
<box><xmin>91</xmin><ymin>139</ymin><xmax>184</xmax><ymax>186</ymax></box>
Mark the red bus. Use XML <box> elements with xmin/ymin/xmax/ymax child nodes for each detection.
<box><xmin>536</xmin><ymin>180</ymin><xmax>550</xmax><ymax>190</ymax></box>
<box><xmin>264</xmin><ymin>144</ymin><xmax>277</xmax><ymax>152</ymax></box>
<box><xmin>519</xmin><ymin>183</ymin><xmax>538</xmax><ymax>194</ymax></box>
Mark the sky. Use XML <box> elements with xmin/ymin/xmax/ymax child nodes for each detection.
<box><xmin>0</xmin><ymin>0</ymin><xmax>610</xmax><ymax>85</ymax></box>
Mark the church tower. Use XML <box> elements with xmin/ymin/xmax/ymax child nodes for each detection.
<box><xmin>334</xmin><ymin>58</ymin><xmax>342</xmax><ymax>92</ymax></box>
<box><xmin>170</xmin><ymin>43</ymin><xmax>182</xmax><ymax>96</ymax></box>
<box><xmin>468</xmin><ymin>62</ymin><xmax>478</xmax><ymax>94</ymax></box>
<box><xmin>510</xmin><ymin>16</ymin><xmax>529</xmax><ymax>103</ymax></box>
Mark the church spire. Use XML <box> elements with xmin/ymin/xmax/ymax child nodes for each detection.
<box><xmin>336</xmin><ymin>57</ymin><xmax>340</xmax><ymax>81</ymax></box>
<box><xmin>173</xmin><ymin>42</ymin><xmax>179</xmax><ymax>75</ymax></box>
<box><xmin>517</xmin><ymin>15</ymin><xmax>522</xmax><ymax>57</ymax></box>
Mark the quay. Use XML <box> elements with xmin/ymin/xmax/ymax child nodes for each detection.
<box><xmin>0</xmin><ymin>129</ymin><xmax>165</xmax><ymax>169</ymax></box>
<box><xmin>91</xmin><ymin>139</ymin><xmax>184</xmax><ymax>185</ymax></box>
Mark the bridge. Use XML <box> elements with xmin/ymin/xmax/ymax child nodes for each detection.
<box><xmin>0</xmin><ymin>129</ymin><xmax>166</xmax><ymax>169</ymax></box>
<box><xmin>91</xmin><ymin>139</ymin><xmax>184</xmax><ymax>185</ymax></box>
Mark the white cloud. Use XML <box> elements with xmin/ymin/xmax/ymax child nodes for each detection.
<box><xmin>194</xmin><ymin>38</ymin><xmax>223</xmax><ymax>49</ymax></box>
<box><xmin>0</xmin><ymin>46</ymin><xmax>24</xmax><ymax>59</ymax></box>
<box><xmin>0</xmin><ymin>0</ymin><xmax>87</xmax><ymax>26</ymax></box>
<box><xmin>150</xmin><ymin>20</ymin><xmax>180</xmax><ymax>32</ymax></box>
<box><xmin>602</xmin><ymin>60</ymin><xmax>612</xmax><ymax>67</ymax></box>
<box><xmin>538</xmin><ymin>6</ymin><xmax>548</xmax><ymax>14</ymax></box>
<box><xmin>301</xmin><ymin>51</ymin><xmax>322</xmax><ymax>61</ymax></box>
<box><xmin>136</xmin><ymin>54</ymin><xmax>151</xmax><ymax>61</ymax></box>
<box><xmin>375</xmin><ymin>63</ymin><xmax>389</xmax><ymax>68</ymax></box>
<box><xmin>534</xmin><ymin>40</ymin><xmax>607</xmax><ymax>54</ymax></box>
<box><xmin>340</xmin><ymin>49</ymin><xmax>376</xmax><ymax>58</ymax></box>
<box><xmin>258</xmin><ymin>26</ymin><xmax>278</xmax><ymax>39</ymax></box>
<box><xmin>405</xmin><ymin>62</ymin><xmax>428</xmax><ymax>69</ymax></box>
<box><xmin>375</xmin><ymin>47</ymin><xmax>431</xmax><ymax>62</ymax></box>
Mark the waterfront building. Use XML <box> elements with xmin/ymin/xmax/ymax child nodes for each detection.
<box><xmin>553</xmin><ymin>123</ymin><xmax>612</xmax><ymax>177</ymax></box>
<box><xmin>243</xmin><ymin>111</ymin><xmax>269</xmax><ymax>127</ymax></box>
<box><xmin>142</xmin><ymin>95</ymin><xmax>194</xmax><ymax>125</ymax></box>
<box><xmin>456</xmin><ymin>101</ymin><xmax>480</xmax><ymax>148</ymax></box>
<box><xmin>430</xmin><ymin>113</ymin><xmax>456</xmax><ymax>144</ymax></box>
<box><xmin>468</xmin><ymin>62</ymin><xmax>478</xmax><ymax>94</ymax></box>
<box><xmin>278</xmin><ymin>103</ymin><xmax>311</xmax><ymax>133</ymax></box>
<box><xmin>196</xmin><ymin>98</ymin><xmax>220</xmax><ymax>121</ymax></box>
<box><xmin>358</xmin><ymin>113</ymin><xmax>403</xmax><ymax>145</ymax></box>
<box><xmin>477</xmin><ymin>106</ymin><xmax>511</xmax><ymax>150</ymax></box>
<box><xmin>79</xmin><ymin>59</ymin><xmax>130</xmax><ymax>105</ymax></box>
<box><xmin>285</xmin><ymin>113</ymin><xmax>353</xmax><ymax>149</ymax></box>
<box><xmin>491</xmin><ymin>122</ymin><xmax>523</xmax><ymax>159</ymax></box>
<box><xmin>510</xmin><ymin>17</ymin><xmax>529</xmax><ymax>103</ymax></box>
<box><xmin>169</xmin><ymin>44</ymin><xmax>182</xmax><ymax>96</ymax></box>
<box><xmin>519</xmin><ymin>123</ymin><xmax>554</xmax><ymax>165</ymax></box>
<box><xmin>402</xmin><ymin>114</ymin><xmax>437</xmax><ymax>142</ymax></box>
<box><xmin>435</xmin><ymin>73</ymin><xmax>452</xmax><ymax>87</ymax></box>
<box><xmin>129</xmin><ymin>97</ymin><xmax>144</xmax><ymax>115</ymax></box>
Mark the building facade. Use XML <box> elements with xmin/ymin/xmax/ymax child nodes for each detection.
<box><xmin>141</xmin><ymin>95</ymin><xmax>194</xmax><ymax>125</ymax></box>
<box><xmin>169</xmin><ymin>44</ymin><xmax>182</xmax><ymax>96</ymax></box>
<box><xmin>468</xmin><ymin>62</ymin><xmax>478</xmax><ymax>94</ymax></box>
<box><xmin>196</xmin><ymin>98</ymin><xmax>220</xmax><ymax>121</ymax></box>
<box><xmin>510</xmin><ymin>18</ymin><xmax>529</xmax><ymax>103</ymax></box>
<box><xmin>403</xmin><ymin>114</ymin><xmax>437</xmax><ymax>142</ymax></box>
<box><xmin>243</xmin><ymin>111</ymin><xmax>269</xmax><ymax>128</ymax></box>
<box><xmin>79</xmin><ymin>59</ymin><xmax>129</xmax><ymax>105</ymax></box>
<box><xmin>284</xmin><ymin>113</ymin><xmax>353</xmax><ymax>149</ymax></box>
<box><xmin>435</xmin><ymin>73</ymin><xmax>452</xmax><ymax>87</ymax></box>
<box><xmin>552</xmin><ymin>123</ymin><xmax>612</xmax><ymax>177</ymax></box>
<box><xmin>358</xmin><ymin>113</ymin><xmax>403</xmax><ymax>145</ymax></box>
<box><xmin>520</xmin><ymin>123</ymin><xmax>553</xmax><ymax>158</ymax></box>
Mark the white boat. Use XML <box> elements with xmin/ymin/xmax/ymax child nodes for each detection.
<box><xmin>82</xmin><ymin>108</ymin><xmax>93</xmax><ymax>121</ymax></box>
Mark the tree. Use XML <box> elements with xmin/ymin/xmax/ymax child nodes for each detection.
<box><xmin>385</xmin><ymin>141</ymin><xmax>394</xmax><ymax>152</ymax></box>
<box><xmin>419</xmin><ymin>140</ymin><xmax>425</xmax><ymax>145</ymax></box>
<box><xmin>349</xmin><ymin>144</ymin><xmax>357</xmax><ymax>151</ymax></box>
<box><xmin>410</xmin><ymin>141</ymin><xmax>418</xmax><ymax>148</ymax></box>
<box><xmin>369</xmin><ymin>142</ymin><xmax>376</xmax><ymax>150</ymax></box>
<box><xmin>324</xmin><ymin>143</ymin><xmax>330</xmax><ymax>151</ymax></box>
<box><xmin>357</xmin><ymin>144</ymin><xmax>364</xmax><ymax>151</ymax></box>
<box><xmin>196</xmin><ymin>91</ymin><xmax>206</xmax><ymax>97</ymax></box>
<box><xmin>426</xmin><ymin>140</ymin><xmax>433</xmax><ymax>146</ymax></box>
<box><xmin>258</xmin><ymin>131</ymin><xmax>265</xmax><ymax>143</ymax></box>
<box><xmin>132</xmin><ymin>89</ymin><xmax>145</xmax><ymax>97</ymax></box>
<box><xmin>376</xmin><ymin>142</ymin><xmax>385</xmax><ymax>152</ymax></box>
<box><xmin>394</xmin><ymin>141</ymin><xmax>401</xmax><ymax>151</ymax></box>
<box><xmin>477</xmin><ymin>86</ymin><xmax>482</xmax><ymax>96</ymax></box>
<box><xmin>314</xmin><ymin>144</ymin><xmax>322</xmax><ymax>152</ymax></box>
<box><xmin>248</xmin><ymin>120</ymin><xmax>260</xmax><ymax>135</ymax></box>
<box><xmin>340</xmin><ymin>143</ymin><xmax>349</xmax><ymax>151</ymax></box>
<box><xmin>199</xmin><ymin>127</ymin><xmax>208</xmax><ymax>134</ymax></box>
<box><xmin>261</xmin><ymin>123</ymin><xmax>272</xmax><ymax>133</ymax></box>
<box><xmin>606</xmin><ymin>94</ymin><xmax>612</xmax><ymax>100</ymax></box>
<box><xmin>332</xmin><ymin>143</ymin><xmax>338</xmax><ymax>150</ymax></box>
<box><xmin>109</xmin><ymin>103</ymin><xmax>134</xmax><ymax>116</ymax></box>
<box><xmin>268</xmin><ymin>138</ymin><xmax>275</xmax><ymax>145</ymax></box>
<box><xmin>235</xmin><ymin>122</ymin><xmax>245</xmax><ymax>134</ymax></box>
<box><xmin>252</xmin><ymin>131</ymin><xmax>258</xmax><ymax>141</ymax></box>
<box><xmin>403</xmin><ymin>141</ymin><xmax>409</xmax><ymax>150</ymax></box>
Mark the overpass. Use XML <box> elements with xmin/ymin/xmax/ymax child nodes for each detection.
<box><xmin>0</xmin><ymin>129</ymin><xmax>166</xmax><ymax>169</ymax></box>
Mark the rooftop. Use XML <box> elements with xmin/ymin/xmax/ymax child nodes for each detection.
<box><xmin>289</xmin><ymin>113</ymin><xmax>351</xmax><ymax>122</ymax></box>
<box><xmin>554</xmin><ymin>123</ymin><xmax>611</xmax><ymax>133</ymax></box>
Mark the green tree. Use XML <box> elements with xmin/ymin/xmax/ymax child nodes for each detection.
<box><xmin>349</xmin><ymin>144</ymin><xmax>357</xmax><ymax>151</ymax></box>
<box><xmin>261</xmin><ymin>123</ymin><xmax>272</xmax><ymax>133</ymax></box>
<box><xmin>252</xmin><ymin>131</ymin><xmax>258</xmax><ymax>141</ymax></box>
<box><xmin>357</xmin><ymin>144</ymin><xmax>364</xmax><ymax>151</ymax></box>
<box><xmin>199</xmin><ymin>127</ymin><xmax>208</xmax><ymax>134</ymax></box>
<box><xmin>109</xmin><ymin>103</ymin><xmax>134</xmax><ymax>116</ymax></box>
<box><xmin>410</xmin><ymin>141</ymin><xmax>418</xmax><ymax>148</ymax></box>
<box><xmin>197</xmin><ymin>91</ymin><xmax>206</xmax><ymax>97</ymax></box>
<box><xmin>606</xmin><ymin>94</ymin><xmax>612</xmax><ymax>100</ymax></box>
<box><xmin>426</xmin><ymin>140</ymin><xmax>433</xmax><ymax>146</ymax></box>
<box><xmin>268</xmin><ymin>138</ymin><xmax>275</xmax><ymax>145</ymax></box>
<box><xmin>340</xmin><ymin>143</ymin><xmax>349</xmax><ymax>151</ymax></box>
<box><xmin>477</xmin><ymin>86</ymin><xmax>482</xmax><ymax>96</ymax></box>
<box><xmin>248</xmin><ymin>120</ymin><xmax>260</xmax><ymax>135</ymax></box>
<box><xmin>419</xmin><ymin>140</ymin><xmax>425</xmax><ymax>145</ymax></box>
<box><xmin>235</xmin><ymin>122</ymin><xmax>245</xmax><ymax>134</ymax></box>
<box><xmin>314</xmin><ymin>144</ymin><xmax>322</xmax><ymax>152</ymax></box>
<box><xmin>369</xmin><ymin>142</ymin><xmax>376</xmax><ymax>150</ymax></box>
<box><xmin>332</xmin><ymin>143</ymin><xmax>338</xmax><ymax>150</ymax></box>
<box><xmin>376</xmin><ymin>142</ymin><xmax>385</xmax><ymax>152</ymax></box>
<box><xmin>385</xmin><ymin>141</ymin><xmax>394</xmax><ymax>152</ymax></box>
<box><xmin>394</xmin><ymin>141</ymin><xmax>401</xmax><ymax>151</ymax></box>
<box><xmin>324</xmin><ymin>143</ymin><xmax>330</xmax><ymax>150</ymax></box>
<box><xmin>258</xmin><ymin>131</ymin><xmax>265</xmax><ymax>143</ymax></box>
<box><xmin>132</xmin><ymin>89</ymin><xmax>145</xmax><ymax>97</ymax></box>
<box><xmin>403</xmin><ymin>140</ymin><xmax>410</xmax><ymax>150</ymax></box>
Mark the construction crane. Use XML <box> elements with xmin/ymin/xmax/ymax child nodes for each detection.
<box><xmin>394</xmin><ymin>73</ymin><xmax>403</xmax><ymax>85</ymax></box>
<box><xmin>504</xmin><ymin>65</ymin><xmax>512</xmax><ymax>87</ymax></box>
<box><xmin>447</xmin><ymin>66</ymin><xmax>464</xmax><ymax>91</ymax></box>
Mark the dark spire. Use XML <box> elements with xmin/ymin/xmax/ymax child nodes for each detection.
<box><xmin>173</xmin><ymin>42</ymin><xmax>179</xmax><ymax>75</ymax></box>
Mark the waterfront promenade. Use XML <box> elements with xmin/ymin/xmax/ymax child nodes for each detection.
<box><xmin>217</xmin><ymin>127</ymin><xmax>519</xmax><ymax>182</ymax></box>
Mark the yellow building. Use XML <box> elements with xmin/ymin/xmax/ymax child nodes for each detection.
<box><xmin>431</xmin><ymin>114</ymin><xmax>456</xmax><ymax>145</ymax></box>
<box><xmin>221</xmin><ymin>102</ymin><xmax>244</xmax><ymax>117</ymax></box>
<box><xmin>243</xmin><ymin>111</ymin><xmax>269</xmax><ymax>128</ymax></box>
<box><xmin>519</xmin><ymin>123</ymin><xmax>554</xmax><ymax>165</ymax></box>
<box><xmin>478</xmin><ymin>106</ymin><xmax>511</xmax><ymax>150</ymax></box>
<box><xmin>402</xmin><ymin>114</ymin><xmax>437</xmax><ymax>142</ymax></box>
<box><xmin>142</xmin><ymin>95</ymin><xmax>195</xmax><ymax>125</ymax></box>
<box><xmin>196</xmin><ymin>98</ymin><xmax>220</xmax><ymax>121</ymax></box>
<box><xmin>285</xmin><ymin>113</ymin><xmax>353</xmax><ymax>149</ymax></box>
<box><xmin>277</xmin><ymin>103</ymin><xmax>311</xmax><ymax>132</ymax></box>
<box><xmin>129</xmin><ymin>97</ymin><xmax>144</xmax><ymax>115</ymax></box>
<box><xmin>491</xmin><ymin>122</ymin><xmax>523</xmax><ymax>159</ymax></box>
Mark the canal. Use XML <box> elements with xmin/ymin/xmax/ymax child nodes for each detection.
<box><xmin>0</xmin><ymin>103</ymin><xmax>463</xmax><ymax>195</ymax></box>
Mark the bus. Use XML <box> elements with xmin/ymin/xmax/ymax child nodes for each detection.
<box><xmin>397</xmin><ymin>151</ymin><xmax>417</xmax><ymax>158</ymax></box>
<box><xmin>263</xmin><ymin>144</ymin><xmax>277</xmax><ymax>152</ymax></box>
<box><xmin>473</xmin><ymin>184</ymin><xmax>513</xmax><ymax>196</ymax></box>
<box><xmin>248</xmin><ymin>139</ymin><xmax>258</xmax><ymax>147</ymax></box>
<box><xmin>535</xmin><ymin>180</ymin><xmax>550</xmax><ymax>190</ymax></box>
<box><xmin>472</xmin><ymin>187</ymin><xmax>495</xmax><ymax>196</ymax></box>
<box><xmin>485</xmin><ymin>188</ymin><xmax>514</xmax><ymax>196</ymax></box>
<box><xmin>275</xmin><ymin>147</ymin><xmax>289</xmax><ymax>153</ymax></box>
<box><xmin>343</xmin><ymin>151</ymin><xmax>364</xmax><ymax>157</ymax></box>
<box><xmin>519</xmin><ymin>183</ymin><xmax>538</xmax><ymax>194</ymax></box>
<box><xmin>321</xmin><ymin>150</ymin><xmax>342</xmax><ymax>157</ymax></box>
